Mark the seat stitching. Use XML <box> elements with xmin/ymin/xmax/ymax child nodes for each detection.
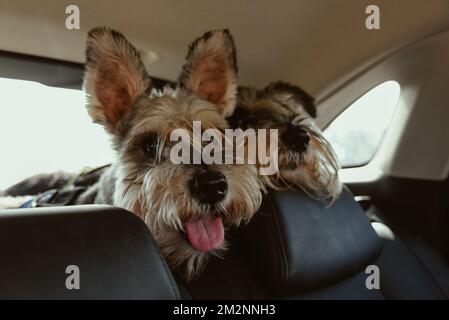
<box><xmin>266</xmin><ymin>195</ymin><xmax>289</xmax><ymax>284</ymax></box>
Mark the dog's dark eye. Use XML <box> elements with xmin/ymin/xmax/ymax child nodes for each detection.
<box><xmin>142</xmin><ymin>133</ymin><xmax>159</xmax><ymax>159</ymax></box>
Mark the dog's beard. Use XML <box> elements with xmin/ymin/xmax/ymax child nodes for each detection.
<box><xmin>265</xmin><ymin>124</ymin><xmax>342</xmax><ymax>204</ymax></box>
<box><xmin>112</xmin><ymin>162</ymin><xmax>263</xmax><ymax>280</ymax></box>
<box><xmin>154</xmin><ymin>230</ymin><xmax>228</xmax><ymax>280</ymax></box>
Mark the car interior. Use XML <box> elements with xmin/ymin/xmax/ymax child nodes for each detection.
<box><xmin>1</xmin><ymin>0</ymin><xmax>449</xmax><ymax>301</ymax></box>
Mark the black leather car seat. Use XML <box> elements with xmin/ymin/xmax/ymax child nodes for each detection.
<box><xmin>1</xmin><ymin>189</ymin><xmax>448</xmax><ymax>299</ymax></box>
<box><xmin>181</xmin><ymin>188</ymin><xmax>449</xmax><ymax>300</ymax></box>
<box><xmin>0</xmin><ymin>205</ymin><xmax>180</xmax><ymax>299</ymax></box>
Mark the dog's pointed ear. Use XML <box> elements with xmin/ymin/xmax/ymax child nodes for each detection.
<box><xmin>178</xmin><ymin>29</ymin><xmax>238</xmax><ymax>117</ymax></box>
<box><xmin>83</xmin><ymin>27</ymin><xmax>152</xmax><ymax>134</ymax></box>
<box><xmin>258</xmin><ymin>81</ymin><xmax>317</xmax><ymax>118</ymax></box>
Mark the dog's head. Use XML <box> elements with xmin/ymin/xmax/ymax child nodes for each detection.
<box><xmin>83</xmin><ymin>27</ymin><xmax>263</xmax><ymax>279</ymax></box>
<box><xmin>228</xmin><ymin>82</ymin><xmax>341</xmax><ymax>203</ymax></box>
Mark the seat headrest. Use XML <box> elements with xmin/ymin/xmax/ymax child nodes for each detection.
<box><xmin>0</xmin><ymin>205</ymin><xmax>180</xmax><ymax>299</ymax></box>
<box><xmin>235</xmin><ymin>188</ymin><xmax>382</xmax><ymax>296</ymax></box>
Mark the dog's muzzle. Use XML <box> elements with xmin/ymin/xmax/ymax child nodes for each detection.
<box><xmin>281</xmin><ymin>124</ymin><xmax>310</xmax><ymax>153</ymax></box>
<box><xmin>189</xmin><ymin>169</ymin><xmax>228</xmax><ymax>206</ymax></box>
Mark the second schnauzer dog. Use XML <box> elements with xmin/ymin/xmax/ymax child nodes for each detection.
<box><xmin>83</xmin><ymin>27</ymin><xmax>263</xmax><ymax>279</ymax></box>
<box><xmin>228</xmin><ymin>82</ymin><xmax>342</xmax><ymax>203</ymax></box>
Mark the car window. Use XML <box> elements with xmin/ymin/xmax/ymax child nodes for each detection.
<box><xmin>0</xmin><ymin>78</ymin><xmax>114</xmax><ymax>190</ymax></box>
<box><xmin>323</xmin><ymin>81</ymin><xmax>401</xmax><ymax>168</ymax></box>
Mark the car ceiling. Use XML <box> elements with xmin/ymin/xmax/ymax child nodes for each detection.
<box><xmin>1</xmin><ymin>0</ymin><xmax>449</xmax><ymax>98</ymax></box>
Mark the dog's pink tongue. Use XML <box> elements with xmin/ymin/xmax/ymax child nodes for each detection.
<box><xmin>186</xmin><ymin>216</ymin><xmax>224</xmax><ymax>252</ymax></box>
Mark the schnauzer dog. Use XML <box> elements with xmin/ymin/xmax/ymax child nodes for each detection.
<box><xmin>82</xmin><ymin>27</ymin><xmax>263</xmax><ymax>279</ymax></box>
<box><xmin>227</xmin><ymin>82</ymin><xmax>342</xmax><ymax>203</ymax></box>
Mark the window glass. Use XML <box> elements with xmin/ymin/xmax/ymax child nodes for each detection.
<box><xmin>0</xmin><ymin>78</ymin><xmax>114</xmax><ymax>190</ymax></box>
<box><xmin>323</xmin><ymin>81</ymin><xmax>401</xmax><ymax>167</ymax></box>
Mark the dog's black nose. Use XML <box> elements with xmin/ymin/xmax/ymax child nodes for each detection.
<box><xmin>190</xmin><ymin>170</ymin><xmax>228</xmax><ymax>206</ymax></box>
<box><xmin>281</xmin><ymin>125</ymin><xmax>310</xmax><ymax>153</ymax></box>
